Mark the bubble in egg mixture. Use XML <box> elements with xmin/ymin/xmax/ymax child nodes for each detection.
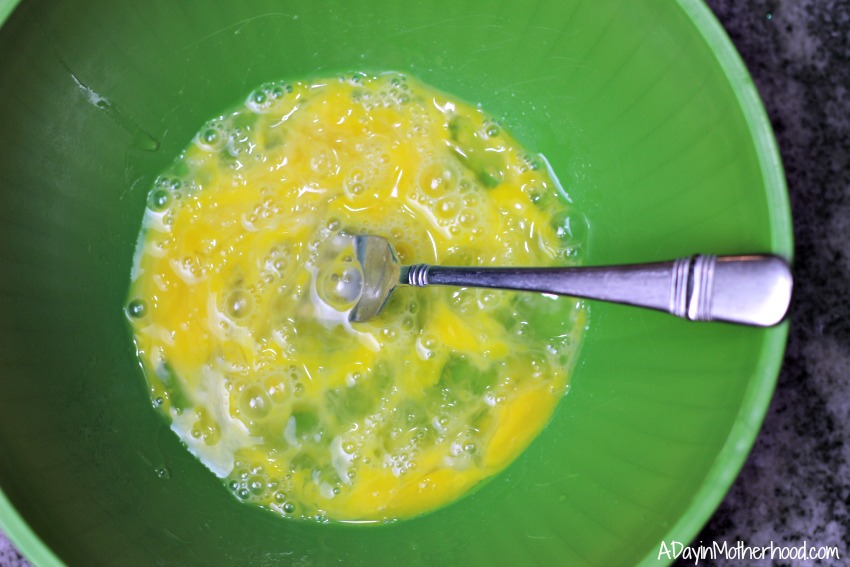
<box><xmin>127</xmin><ymin>72</ymin><xmax>587</xmax><ymax>523</ymax></box>
<box><xmin>126</xmin><ymin>298</ymin><xmax>146</xmax><ymax>319</ymax></box>
<box><xmin>224</xmin><ymin>289</ymin><xmax>252</xmax><ymax>319</ymax></box>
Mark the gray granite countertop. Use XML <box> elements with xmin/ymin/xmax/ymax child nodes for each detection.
<box><xmin>2</xmin><ymin>1</ymin><xmax>848</xmax><ymax>565</ymax></box>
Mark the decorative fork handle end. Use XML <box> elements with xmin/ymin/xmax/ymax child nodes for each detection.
<box><xmin>670</xmin><ymin>255</ymin><xmax>717</xmax><ymax>321</ymax></box>
<box><xmin>669</xmin><ymin>254</ymin><xmax>792</xmax><ymax>327</ymax></box>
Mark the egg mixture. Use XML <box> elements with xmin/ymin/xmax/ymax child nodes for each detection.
<box><xmin>127</xmin><ymin>72</ymin><xmax>587</xmax><ymax>522</ymax></box>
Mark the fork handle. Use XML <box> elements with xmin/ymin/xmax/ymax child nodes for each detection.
<box><xmin>401</xmin><ymin>255</ymin><xmax>792</xmax><ymax>327</ymax></box>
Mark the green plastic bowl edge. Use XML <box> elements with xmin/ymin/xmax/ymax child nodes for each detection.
<box><xmin>0</xmin><ymin>1</ymin><xmax>79</xmax><ymax>564</ymax></box>
<box><xmin>0</xmin><ymin>1</ymin><xmax>794</xmax><ymax>566</ymax></box>
<box><xmin>0</xmin><ymin>0</ymin><xmax>16</xmax><ymax>28</ymax></box>
<box><xmin>636</xmin><ymin>2</ymin><xmax>793</xmax><ymax>565</ymax></box>
<box><xmin>0</xmin><ymin>481</ymin><xmax>61</xmax><ymax>566</ymax></box>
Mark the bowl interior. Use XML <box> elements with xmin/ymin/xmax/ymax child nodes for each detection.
<box><xmin>0</xmin><ymin>0</ymin><xmax>791</xmax><ymax>565</ymax></box>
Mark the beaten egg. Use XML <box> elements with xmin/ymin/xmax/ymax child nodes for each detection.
<box><xmin>127</xmin><ymin>72</ymin><xmax>587</xmax><ymax>522</ymax></box>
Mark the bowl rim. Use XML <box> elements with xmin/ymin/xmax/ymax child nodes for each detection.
<box><xmin>0</xmin><ymin>0</ymin><xmax>793</xmax><ymax>565</ymax></box>
<box><xmin>0</xmin><ymin>4</ymin><xmax>60</xmax><ymax>564</ymax></box>
<box><xmin>633</xmin><ymin>1</ymin><xmax>792</xmax><ymax>565</ymax></box>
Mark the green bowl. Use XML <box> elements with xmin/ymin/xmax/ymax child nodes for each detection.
<box><xmin>0</xmin><ymin>0</ymin><xmax>791</xmax><ymax>565</ymax></box>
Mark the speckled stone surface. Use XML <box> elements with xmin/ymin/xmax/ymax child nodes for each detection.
<box><xmin>2</xmin><ymin>1</ymin><xmax>849</xmax><ymax>566</ymax></box>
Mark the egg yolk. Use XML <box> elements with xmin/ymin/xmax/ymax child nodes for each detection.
<box><xmin>127</xmin><ymin>72</ymin><xmax>587</xmax><ymax>522</ymax></box>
